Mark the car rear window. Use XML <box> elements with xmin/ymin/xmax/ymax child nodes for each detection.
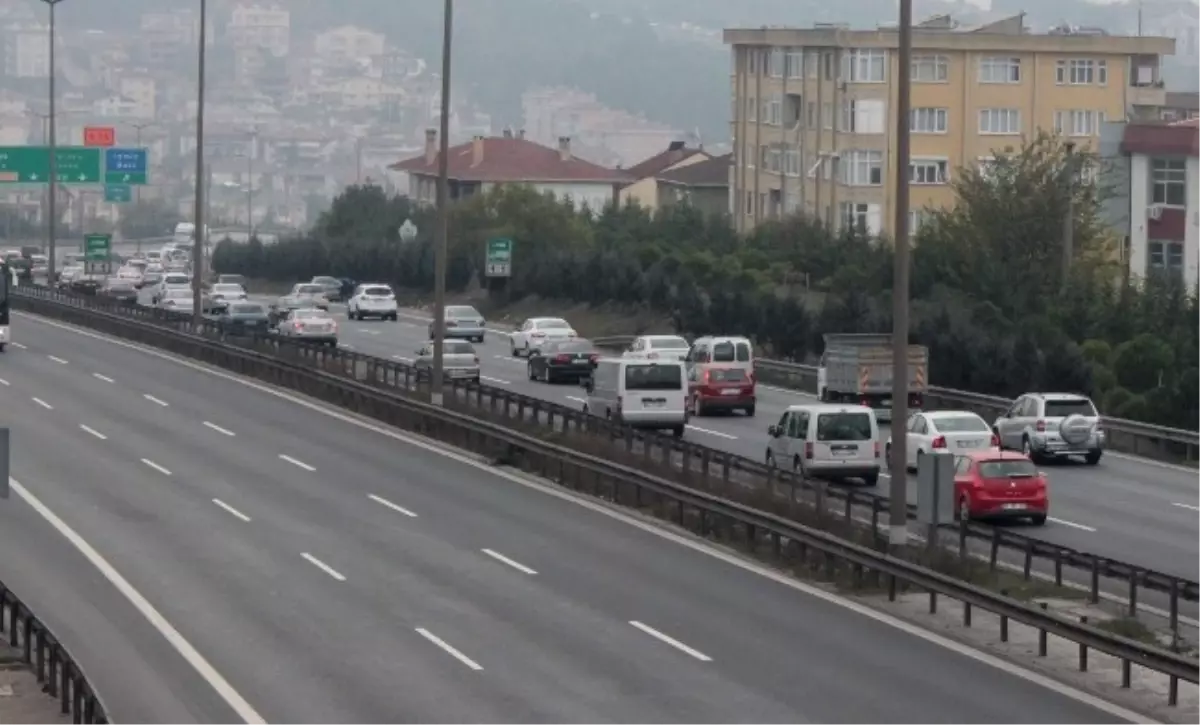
<box><xmin>231</xmin><ymin>304</ymin><xmax>263</xmax><ymax>314</ymax></box>
<box><xmin>539</xmin><ymin>319</ymin><xmax>570</xmax><ymax>329</ymax></box>
<box><xmin>165</xmin><ymin>275</ymin><xmax>189</xmax><ymax>284</ymax></box>
<box><xmin>815</xmin><ymin>412</ymin><xmax>872</xmax><ymax>441</ymax></box>
<box><xmin>712</xmin><ymin>340</ymin><xmax>752</xmax><ymax>362</ymax></box>
<box><xmin>363</xmin><ymin>286</ymin><xmax>392</xmax><ymax>297</ymax></box>
<box><xmin>624</xmin><ymin>363</ymin><xmax>683</xmax><ymax>390</ymax></box>
<box><xmin>935</xmin><ymin>416</ymin><xmax>989</xmax><ymax>433</ymax></box>
<box><xmin>293</xmin><ymin>310</ymin><xmax>326</xmax><ymax>320</ymax></box>
<box><xmin>447</xmin><ymin>306</ymin><xmax>479</xmax><ymax>317</ymax></box>
<box><xmin>551</xmin><ymin>340</ymin><xmax>593</xmax><ymax>353</ymax></box>
<box><xmin>444</xmin><ymin>341</ymin><xmax>475</xmax><ymax>354</ymax></box>
<box><xmin>978</xmin><ymin>460</ymin><xmax>1038</xmax><ymax>478</ymax></box>
<box><xmin>707</xmin><ymin>367</ymin><xmax>747</xmax><ymax>382</ymax></box>
<box><xmin>297</xmin><ymin>285</ymin><xmax>324</xmax><ymax>295</ymax></box>
<box><xmin>650</xmin><ymin>336</ymin><xmax>688</xmax><ymax>350</ymax></box>
<box><xmin>1044</xmin><ymin>398</ymin><xmax>1097</xmax><ymax>418</ymax></box>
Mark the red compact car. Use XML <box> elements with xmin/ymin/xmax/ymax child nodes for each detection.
<box><xmin>953</xmin><ymin>451</ymin><xmax>1048</xmax><ymax>525</ymax></box>
<box><xmin>688</xmin><ymin>365</ymin><xmax>756</xmax><ymax>417</ymax></box>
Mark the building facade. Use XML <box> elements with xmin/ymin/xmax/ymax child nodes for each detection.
<box><xmin>724</xmin><ymin>14</ymin><xmax>1176</xmax><ymax>237</ymax></box>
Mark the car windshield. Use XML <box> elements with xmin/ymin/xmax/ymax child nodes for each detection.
<box><xmin>550</xmin><ymin>340</ymin><xmax>593</xmax><ymax>353</ymax></box>
<box><xmin>312</xmin><ymin>277</ymin><xmax>337</xmax><ymax>285</ymax></box>
<box><xmin>295</xmin><ymin>284</ymin><xmax>324</xmax><ymax>295</ymax></box>
<box><xmin>292</xmin><ymin>310</ymin><xmax>327</xmax><ymax>320</ymax></box>
<box><xmin>815</xmin><ymin>412</ymin><xmax>872</xmax><ymax>441</ymax></box>
<box><xmin>935</xmin><ymin>415</ymin><xmax>989</xmax><ymax>433</ymax></box>
<box><xmin>444</xmin><ymin>341</ymin><xmax>475</xmax><ymax>354</ymax></box>
<box><xmin>231</xmin><ymin>304</ymin><xmax>264</xmax><ymax>314</ymax></box>
<box><xmin>650</xmin><ymin>336</ymin><xmax>689</xmax><ymax>350</ymax></box>
<box><xmin>363</xmin><ymin>286</ymin><xmax>392</xmax><ymax>297</ymax></box>
<box><xmin>978</xmin><ymin>459</ymin><xmax>1038</xmax><ymax>478</ymax></box>
<box><xmin>712</xmin><ymin>340</ymin><xmax>752</xmax><ymax>362</ymax></box>
<box><xmin>447</xmin><ymin>306</ymin><xmax>479</xmax><ymax>318</ymax></box>
<box><xmin>538</xmin><ymin>319</ymin><xmax>570</xmax><ymax>329</ymax></box>
<box><xmin>1044</xmin><ymin>398</ymin><xmax>1097</xmax><ymax>418</ymax></box>
<box><xmin>624</xmin><ymin>363</ymin><xmax>683</xmax><ymax>390</ymax></box>
<box><xmin>213</xmin><ymin>284</ymin><xmax>243</xmax><ymax>294</ymax></box>
<box><xmin>707</xmin><ymin>367</ymin><xmax>747</xmax><ymax>382</ymax></box>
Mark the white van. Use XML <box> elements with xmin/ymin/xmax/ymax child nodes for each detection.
<box><xmin>582</xmin><ymin>358</ymin><xmax>688</xmax><ymax>438</ymax></box>
<box><xmin>765</xmin><ymin>403</ymin><xmax>882</xmax><ymax>485</ymax></box>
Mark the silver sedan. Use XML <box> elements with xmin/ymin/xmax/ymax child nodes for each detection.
<box><xmin>274</xmin><ymin>308</ymin><xmax>338</xmax><ymax>346</ymax></box>
<box><xmin>413</xmin><ymin>340</ymin><xmax>480</xmax><ymax>382</ymax></box>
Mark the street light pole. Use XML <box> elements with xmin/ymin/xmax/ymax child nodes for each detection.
<box><xmin>888</xmin><ymin>0</ymin><xmax>914</xmax><ymax>549</ymax></box>
<box><xmin>43</xmin><ymin>0</ymin><xmax>64</xmax><ymax>283</ymax></box>
<box><xmin>191</xmin><ymin>0</ymin><xmax>207</xmax><ymax>325</ymax></box>
<box><xmin>246</xmin><ymin>131</ymin><xmax>255</xmax><ymax>239</ymax></box>
<box><xmin>129</xmin><ymin>121</ymin><xmax>153</xmax><ymax>253</ymax></box>
<box><xmin>1061</xmin><ymin>141</ymin><xmax>1076</xmax><ymax>292</ymax></box>
<box><xmin>431</xmin><ymin>0</ymin><xmax>453</xmax><ymax>406</ymax></box>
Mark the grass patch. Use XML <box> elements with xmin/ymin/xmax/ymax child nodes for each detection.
<box><xmin>1094</xmin><ymin>616</ymin><xmax>1161</xmax><ymax>645</ymax></box>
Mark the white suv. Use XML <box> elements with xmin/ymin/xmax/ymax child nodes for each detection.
<box><xmin>347</xmin><ymin>284</ymin><xmax>398</xmax><ymax>321</ymax></box>
<box><xmin>993</xmin><ymin>393</ymin><xmax>1105</xmax><ymax>465</ymax></box>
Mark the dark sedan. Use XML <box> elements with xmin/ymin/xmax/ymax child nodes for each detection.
<box><xmin>214</xmin><ymin>302</ymin><xmax>271</xmax><ymax>336</ymax></box>
<box><xmin>69</xmin><ymin>276</ymin><xmax>102</xmax><ymax>295</ymax></box>
<box><xmin>99</xmin><ymin>278</ymin><xmax>138</xmax><ymax>304</ymax></box>
<box><xmin>527</xmin><ymin>339</ymin><xmax>599</xmax><ymax>383</ymax></box>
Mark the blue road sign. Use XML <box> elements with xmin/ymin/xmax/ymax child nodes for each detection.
<box><xmin>104</xmin><ymin>148</ymin><xmax>148</xmax><ymax>185</ymax></box>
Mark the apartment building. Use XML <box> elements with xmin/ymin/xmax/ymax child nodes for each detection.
<box><xmin>724</xmin><ymin>14</ymin><xmax>1176</xmax><ymax>237</ymax></box>
<box><xmin>226</xmin><ymin>3</ymin><xmax>290</xmax><ymax>58</ymax></box>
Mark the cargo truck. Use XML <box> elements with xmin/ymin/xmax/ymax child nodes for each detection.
<box><xmin>815</xmin><ymin>333</ymin><xmax>929</xmax><ymax>422</ymax></box>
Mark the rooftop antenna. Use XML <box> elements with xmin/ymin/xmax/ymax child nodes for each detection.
<box><xmin>1137</xmin><ymin>0</ymin><xmax>1143</xmax><ymax>36</ymax></box>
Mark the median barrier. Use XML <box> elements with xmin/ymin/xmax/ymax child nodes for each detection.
<box><xmin>9</xmin><ymin>286</ymin><xmax>1197</xmax><ymax>707</ymax></box>
<box><xmin>0</xmin><ymin>583</ymin><xmax>108</xmax><ymax>723</ymax></box>
<box><xmin>589</xmin><ymin>336</ymin><xmax>1200</xmax><ymax>466</ymax></box>
<box><xmin>13</xmin><ymin>288</ymin><xmax>1200</xmax><ymax>634</ymax></box>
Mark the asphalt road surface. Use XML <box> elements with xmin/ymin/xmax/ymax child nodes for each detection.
<box><xmin>0</xmin><ymin>310</ymin><xmax>1138</xmax><ymax>722</ymax></box>
<box><xmin>262</xmin><ymin>300</ymin><xmax>1198</xmax><ymax>584</ymax></box>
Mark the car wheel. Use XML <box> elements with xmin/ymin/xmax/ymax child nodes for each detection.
<box><xmin>389</xmin><ymin>314</ymin><xmax>398</xmax><ymax>322</ymax></box>
<box><xmin>511</xmin><ymin>342</ymin><xmax>520</xmax><ymax>357</ymax></box>
<box><xmin>862</xmin><ymin>472</ymin><xmax>879</xmax><ymax>486</ymax></box>
<box><xmin>527</xmin><ymin>362</ymin><xmax>536</xmax><ymax>381</ymax></box>
<box><xmin>1022</xmin><ymin>436</ymin><xmax>1040</xmax><ymax>463</ymax></box>
<box><xmin>1030</xmin><ymin>514</ymin><xmax>1047</xmax><ymax>526</ymax></box>
<box><xmin>541</xmin><ymin>367</ymin><xmax>551</xmax><ymax>384</ymax></box>
<box><xmin>956</xmin><ymin>496</ymin><xmax>971</xmax><ymax>523</ymax></box>
<box><xmin>691</xmin><ymin>395</ymin><xmax>703</xmax><ymax>417</ymax></box>
<box><xmin>766</xmin><ymin>449</ymin><xmax>776</xmax><ymax>468</ymax></box>
<box><xmin>348</xmin><ymin>309</ymin><xmax>356</xmax><ymax>320</ymax></box>
<box><xmin>673</xmin><ymin>425</ymin><xmax>685</xmax><ymax>439</ymax></box>
<box><xmin>744</xmin><ymin>404</ymin><xmax>755</xmax><ymax>417</ymax></box>
<box><xmin>1084</xmin><ymin>449</ymin><xmax>1102</xmax><ymax>465</ymax></box>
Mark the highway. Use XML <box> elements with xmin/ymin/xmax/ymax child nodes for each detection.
<box><xmin>270</xmin><ymin>300</ymin><xmax>1199</xmax><ymax>582</ymax></box>
<box><xmin>0</xmin><ymin>311</ymin><xmax>1136</xmax><ymax>722</ymax></box>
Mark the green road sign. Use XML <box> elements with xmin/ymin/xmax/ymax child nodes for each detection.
<box><xmin>104</xmin><ymin>184</ymin><xmax>132</xmax><ymax>203</ymax></box>
<box><xmin>485</xmin><ymin>237</ymin><xmax>512</xmax><ymax>278</ymax></box>
<box><xmin>84</xmin><ymin>233</ymin><xmax>111</xmax><ymax>261</ymax></box>
<box><xmin>0</xmin><ymin>146</ymin><xmax>103</xmax><ymax>184</ymax></box>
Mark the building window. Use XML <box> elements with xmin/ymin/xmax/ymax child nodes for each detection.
<box><xmin>747</xmin><ymin>49</ymin><xmax>758</xmax><ymax>74</ymax></box>
<box><xmin>979</xmin><ymin>56</ymin><xmax>1021</xmax><ymax>84</ymax></box>
<box><xmin>979</xmin><ymin>108</ymin><xmax>1021</xmax><ymax>134</ymax></box>
<box><xmin>1056</xmin><ymin>59</ymin><xmax>1107</xmax><ymax>86</ymax></box>
<box><xmin>1147</xmin><ymin>240</ymin><xmax>1184</xmax><ymax>276</ymax></box>
<box><xmin>841</xmin><ymin>150</ymin><xmax>884</xmax><ymax>186</ymax></box>
<box><xmin>806</xmin><ymin>101</ymin><xmax>816</xmax><ymax>127</ymax></box>
<box><xmin>1054</xmin><ymin>109</ymin><xmax>1105</xmax><ymax>137</ymax></box>
<box><xmin>745</xmin><ymin>96</ymin><xmax>757</xmax><ymax>122</ymax></box>
<box><xmin>909</xmin><ymin>209</ymin><xmax>928</xmax><ymax>237</ymax></box>
<box><xmin>745</xmin><ymin>191</ymin><xmax>754</xmax><ymax>215</ymax></box>
<box><xmin>1151</xmin><ymin>158</ymin><xmax>1187</xmax><ymax>206</ymax></box>
<box><xmin>761</xmin><ymin>93</ymin><xmax>783</xmax><ymax>125</ymax></box>
<box><xmin>786</xmin><ymin>49</ymin><xmax>804</xmax><ymax>78</ymax></box>
<box><xmin>842</xmin><ymin>49</ymin><xmax>887</xmax><ymax>83</ymax></box>
<box><xmin>910</xmin><ymin>107</ymin><xmax>948</xmax><ymax>133</ymax></box>
<box><xmin>770</xmin><ymin>48</ymin><xmax>785</xmax><ymax>77</ymax></box>
<box><xmin>806</xmin><ymin>50</ymin><xmax>819</xmax><ymax>78</ymax></box>
<box><xmin>840</xmin><ymin>202</ymin><xmax>882</xmax><ymax>234</ymax></box>
<box><xmin>822</xmin><ymin>102</ymin><xmax>834</xmax><ymax>130</ymax></box>
<box><xmin>911</xmin><ymin>54</ymin><xmax>949</xmax><ymax>83</ymax></box>
<box><xmin>976</xmin><ymin>156</ymin><xmax>997</xmax><ymax>179</ymax></box>
<box><xmin>842</xmin><ymin>99</ymin><xmax>886</xmax><ymax>134</ymax></box>
<box><xmin>910</xmin><ymin>158</ymin><xmax>949</xmax><ymax>184</ymax></box>
<box><xmin>784</xmin><ymin>149</ymin><xmax>802</xmax><ymax>176</ymax></box>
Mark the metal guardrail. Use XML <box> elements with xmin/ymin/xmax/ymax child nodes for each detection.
<box><xmin>590</xmin><ymin>336</ymin><xmax>1200</xmax><ymax>465</ymax></box>
<box><xmin>0</xmin><ymin>584</ymin><xmax>108</xmax><ymax>723</ymax></box>
<box><xmin>14</xmin><ymin>287</ymin><xmax>1200</xmax><ymax>624</ymax></box>
<box><xmin>11</xmin><ymin>287</ymin><xmax>1197</xmax><ymax>707</ymax></box>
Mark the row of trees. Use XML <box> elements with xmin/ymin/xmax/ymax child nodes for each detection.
<box><xmin>212</xmin><ymin>134</ymin><xmax>1199</xmax><ymax>430</ymax></box>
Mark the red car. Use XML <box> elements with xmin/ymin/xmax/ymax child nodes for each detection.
<box><xmin>688</xmin><ymin>365</ymin><xmax>756</xmax><ymax>417</ymax></box>
<box><xmin>953</xmin><ymin>451</ymin><xmax>1048</xmax><ymax>525</ymax></box>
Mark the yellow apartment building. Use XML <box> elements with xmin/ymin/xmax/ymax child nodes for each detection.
<box><xmin>724</xmin><ymin>14</ymin><xmax>1176</xmax><ymax>238</ymax></box>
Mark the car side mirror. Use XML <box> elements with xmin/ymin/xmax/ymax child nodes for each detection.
<box><xmin>768</xmin><ymin>425</ymin><xmax>779</xmax><ymax>437</ymax></box>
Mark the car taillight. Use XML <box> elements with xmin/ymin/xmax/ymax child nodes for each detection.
<box><xmin>932</xmin><ymin>436</ymin><xmax>947</xmax><ymax>449</ymax></box>
<box><xmin>446</xmin><ymin>321</ymin><xmax>457</xmax><ymax>327</ymax></box>
<box><xmin>990</xmin><ymin>433</ymin><xmax>1000</xmax><ymax>447</ymax></box>
<box><xmin>1035</xmin><ymin>419</ymin><xmax>1046</xmax><ymax>432</ymax></box>
<box><xmin>805</xmin><ymin>441</ymin><xmax>814</xmax><ymax>459</ymax></box>
<box><xmin>329</xmin><ymin>321</ymin><xmax>338</xmax><ymax>331</ymax></box>
<box><xmin>874</xmin><ymin>442</ymin><xmax>881</xmax><ymax>458</ymax></box>
<box><xmin>294</xmin><ymin>321</ymin><xmax>303</xmax><ymax>330</ymax></box>
<box><xmin>647</xmin><ymin>352</ymin><xmax>659</xmax><ymax>359</ymax></box>
<box><xmin>554</xmin><ymin>354</ymin><xmax>570</xmax><ymax>363</ymax></box>
<box><xmin>861</xmin><ymin>397</ymin><xmax>871</xmax><ymax>407</ymax></box>
<box><xmin>589</xmin><ymin>353</ymin><xmax>599</xmax><ymax>362</ymax></box>
<box><xmin>473</xmin><ymin>356</ymin><xmax>480</xmax><ymax>364</ymax></box>
<box><xmin>532</xmin><ymin>331</ymin><xmax>545</xmax><ymax>338</ymax></box>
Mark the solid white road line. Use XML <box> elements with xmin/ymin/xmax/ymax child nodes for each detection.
<box><xmin>141</xmin><ymin>458</ymin><xmax>172</xmax><ymax>476</ymax></box>
<box><xmin>565</xmin><ymin>396</ymin><xmax>585</xmax><ymax>404</ymax></box>
<box><xmin>301</xmin><ymin>552</ymin><xmax>346</xmax><ymax>581</ymax></box>
<box><xmin>203</xmin><ymin>421</ymin><xmax>236</xmax><ymax>437</ymax></box>
<box><xmin>367</xmin><ymin>493</ymin><xmax>418</xmax><ymax>517</ymax></box>
<box><xmin>0</xmin><ymin>377</ymin><xmax>9</xmax><ymax>386</ymax></box>
<box><xmin>1171</xmin><ymin>502</ymin><xmax>1200</xmax><ymax>513</ymax></box>
<box><xmin>414</xmin><ymin>628</ymin><xmax>483</xmax><ymax>671</ymax></box>
<box><xmin>143</xmin><ymin>394</ymin><xmax>169</xmax><ymax>407</ymax></box>
<box><xmin>23</xmin><ymin>313</ymin><xmax>1156</xmax><ymax>722</ymax></box>
<box><xmin>31</xmin><ymin>397</ymin><xmax>53</xmax><ymax>410</ymax></box>
<box><xmin>212</xmin><ymin>498</ymin><xmax>251</xmax><ymax>522</ymax></box>
<box><xmin>1047</xmin><ymin>517</ymin><xmax>1097</xmax><ymax>532</ymax></box>
<box><xmin>337</xmin><ymin>343</ymin><xmax>354</xmax><ymax>350</ymax></box>
<box><xmin>10</xmin><ymin>342</ymin><xmax>26</xmax><ymax>349</ymax></box>
<box><xmin>278</xmin><ymin>454</ymin><xmax>316</xmax><ymax>472</ymax></box>
<box><xmin>481</xmin><ymin>548</ymin><xmax>538</xmax><ymax>575</ymax></box>
<box><xmin>7</xmin><ymin>477</ymin><xmax>266</xmax><ymax>723</ymax></box>
<box><xmin>92</xmin><ymin>373</ymin><xmax>115</xmax><ymax>383</ymax></box>
<box><xmin>47</xmin><ymin>355</ymin><xmax>68</xmax><ymax>364</ymax></box>
<box><xmin>480</xmin><ymin>376</ymin><xmax>511</xmax><ymax>385</ymax></box>
<box><xmin>79</xmin><ymin>424</ymin><xmax>107</xmax><ymax>440</ymax></box>
<box><xmin>391</xmin><ymin>355</ymin><xmax>412</xmax><ymax>362</ymax></box>
<box><xmin>628</xmin><ymin>621</ymin><xmax>712</xmax><ymax>662</ymax></box>
<box><xmin>686</xmin><ymin>424</ymin><xmax>738</xmax><ymax>440</ymax></box>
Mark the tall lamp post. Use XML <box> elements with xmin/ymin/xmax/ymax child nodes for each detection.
<box><xmin>42</xmin><ymin>0</ymin><xmax>65</xmax><ymax>283</ymax></box>
<box><xmin>888</xmin><ymin>0</ymin><xmax>914</xmax><ymax>548</ymax></box>
<box><xmin>430</xmin><ymin>0</ymin><xmax>453</xmax><ymax>406</ymax></box>
<box><xmin>192</xmin><ymin>0</ymin><xmax>207</xmax><ymax>325</ymax></box>
<box><xmin>127</xmin><ymin>121</ymin><xmax>153</xmax><ymax>253</ymax></box>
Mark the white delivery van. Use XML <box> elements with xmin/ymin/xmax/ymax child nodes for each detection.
<box><xmin>765</xmin><ymin>403</ymin><xmax>882</xmax><ymax>485</ymax></box>
<box><xmin>583</xmin><ymin>358</ymin><xmax>688</xmax><ymax>438</ymax></box>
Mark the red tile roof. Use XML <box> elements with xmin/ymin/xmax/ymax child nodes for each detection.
<box><xmin>623</xmin><ymin>144</ymin><xmax>708</xmax><ymax>180</ymax></box>
<box><xmin>389</xmin><ymin>136</ymin><xmax>631</xmax><ymax>183</ymax></box>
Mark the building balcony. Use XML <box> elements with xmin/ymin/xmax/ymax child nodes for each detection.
<box><xmin>1128</xmin><ymin>82</ymin><xmax>1167</xmax><ymax>108</ymax></box>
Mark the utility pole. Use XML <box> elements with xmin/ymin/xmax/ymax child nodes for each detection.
<box><xmin>1062</xmin><ymin>141</ymin><xmax>1076</xmax><ymax>292</ymax></box>
<box><xmin>191</xmin><ymin>0</ymin><xmax>207</xmax><ymax>325</ymax></box>
<box><xmin>43</xmin><ymin>0</ymin><xmax>64</xmax><ymax>283</ymax></box>
<box><xmin>431</xmin><ymin>0</ymin><xmax>453</xmax><ymax>407</ymax></box>
<box><xmin>129</xmin><ymin>121</ymin><xmax>153</xmax><ymax>253</ymax></box>
<box><xmin>888</xmin><ymin>0</ymin><xmax>914</xmax><ymax>549</ymax></box>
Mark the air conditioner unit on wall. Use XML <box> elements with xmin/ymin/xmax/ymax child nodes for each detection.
<box><xmin>1147</xmin><ymin>204</ymin><xmax>1163</xmax><ymax>221</ymax></box>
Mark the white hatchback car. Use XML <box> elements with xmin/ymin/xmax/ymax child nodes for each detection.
<box><xmin>886</xmin><ymin>410</ymin><xmax>998</xmax><ymax>472</ymax></box>
<box><xmin>622</xmin><ymin>334</ymin><xmax>690</xmax><ymax>362</ymax></box>
<box><xmin>510</xmin><ymin>317</ymin><xmax>577</xmax><ymax>357</ymax></box>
